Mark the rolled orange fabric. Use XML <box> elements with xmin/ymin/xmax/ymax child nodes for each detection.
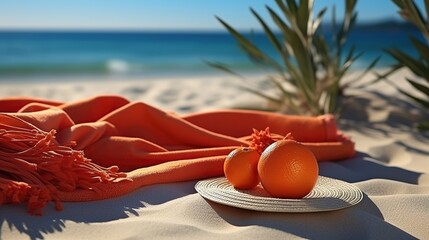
<box><xmin>0</xmin><ymin>95</ymin><xmax>355</xmax><ymax>214</ymax></box>
<box><xmin>0</xmin><ymin>96</ymin><xmax>63</xmax><ymax>113</ymax></box>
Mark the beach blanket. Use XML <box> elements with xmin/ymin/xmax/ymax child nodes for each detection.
<box><xmin>0</xmin><ymin>95</ymin><xmax>355</xmax><ymax>215</ymax></box>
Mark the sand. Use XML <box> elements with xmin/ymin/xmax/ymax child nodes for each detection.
<box><xmin>1</xmin><ymin>68</ymin><xmax>429</xmax><ymax>240</ymax></box>
<box><xmin>0</xmin><ymin>73</ymin><xmax>270</xmax><ymax>114</ymax></box>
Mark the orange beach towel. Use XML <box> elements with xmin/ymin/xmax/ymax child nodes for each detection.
<box><xmin>0</xmin><ymin>95</ymin><xmax>355</xmax><ymax>215</ymax></box>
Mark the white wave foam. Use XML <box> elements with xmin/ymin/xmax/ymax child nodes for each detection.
<box><xmin>107</xmin><ymin>59</ymin><xmax>130</xmax><ymax>73</ymax></box>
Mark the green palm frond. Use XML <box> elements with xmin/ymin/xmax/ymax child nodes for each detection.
<box><xmin>205</xmin><ymin>61</ymin><xmax>244</xmax><ymax>79</ymax></box>
<box><xmin>210</xmin><ymin>0</ymin><xmax>377</xmax><ymax>116</ymax></box>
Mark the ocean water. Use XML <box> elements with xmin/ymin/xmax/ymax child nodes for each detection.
<box><xmin>0</xmin><ymin>27</ymin><xmax>422</xmax><ymax>81</ymax></box>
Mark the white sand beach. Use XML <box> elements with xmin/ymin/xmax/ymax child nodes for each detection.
<box><xmin>1</xmin><ymin>68</ymin><xmax>429</xmax><ymax>239</ymax></box>
<box><xmin>0</xmin><ymin>73</ymin><xmax>270</xmax><ymax>114</ymax></box>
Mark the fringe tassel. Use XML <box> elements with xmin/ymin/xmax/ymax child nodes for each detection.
<box><xmin>0</xmin><ymin>114</ymin><xmax>128</xmax><ymax>215</ymax></box>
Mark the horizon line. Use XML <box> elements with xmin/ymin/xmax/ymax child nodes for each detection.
<box><xmin>0</xmin><ymin>18</ymin><xmax>409</xmax><ymax>33</ymax></box>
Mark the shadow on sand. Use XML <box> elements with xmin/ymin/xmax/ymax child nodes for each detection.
<box><xmin>0</xmin><ymin>181</ymin><xmax>196</xmax><ymax>240</ymax></box>
<box><xmin>208</xmin><ymin>153</ymin><xmax>422</xmax><ymax>239</ymax></box>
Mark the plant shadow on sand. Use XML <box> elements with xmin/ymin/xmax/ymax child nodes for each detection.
<box><xmin>329</xmin><ymin>89</ymin><xmax>428</xmax><ymax>184</ymax></box>
<box><xmin>339</xmin><ymin>90</ymin><xmax>429</xmax><ymax>137</ymax></box>
<box><xmin>0</xmin><ymin>181</ymin><xmax>196</xmax><ymax>240</ymax></box>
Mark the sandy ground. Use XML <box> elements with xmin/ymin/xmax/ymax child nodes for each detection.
<box><xmin>0</xmin><ymin>73</ymin><xmax>271</xmax><ymax>114</ymax></box>
<box><xmin>1</xmin><ymin>68</ymin><xmax>429</xmax><ymax>239</ymax></box>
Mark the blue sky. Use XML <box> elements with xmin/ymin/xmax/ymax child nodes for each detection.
<box><xmin>0</xmin><ymin>0</ymin><xmax>417</xmax><ymax>31</ymax></box>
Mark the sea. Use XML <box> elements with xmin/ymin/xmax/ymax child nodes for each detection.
<box><xmin>0</xmin><ymin>23</ymin><xmax>423</xmax><ymax>81</ymax></box>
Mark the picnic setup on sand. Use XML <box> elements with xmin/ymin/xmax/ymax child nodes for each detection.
<box><xmin>0</xmin><ymin>87</ymin><xmax>428</xmax><ymax>239</ymax></box>
<box><xmin>1</xmin><ymin>0</ymin><xmax>429</xmax><ymax>239</ymax></box>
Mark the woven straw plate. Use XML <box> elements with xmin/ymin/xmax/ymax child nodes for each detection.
<box><xmin>195</xmin><ymin>176</ymin><xmax>363</xmax><ymax>212</ymax></box>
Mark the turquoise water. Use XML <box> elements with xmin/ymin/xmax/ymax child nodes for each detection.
<box><xmin>0</xmin><ymin>26</ymin><xmax>422</xmax><ymax>80</ymax></box>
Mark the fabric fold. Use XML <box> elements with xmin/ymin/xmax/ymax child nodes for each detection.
<box><xmin>0</xmin><ymin>95</ymin><xmax>355</xmax><ymax>214</ymax></box>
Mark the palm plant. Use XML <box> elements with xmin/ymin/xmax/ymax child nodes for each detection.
<box><xmin>210</xmin><ymin>0</ymin><xmax>378</xmax><ymax>116</ymax></box>
<box><xmin>386</xmin><ymin>0</ymin><xmax>429</xmax><ymax>130</ymax></box>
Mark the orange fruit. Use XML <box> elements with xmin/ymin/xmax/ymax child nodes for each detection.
<box><xmin>257</xmin><ymin>139</ymin><xmax>318</xmax><ymax>198</ymax></box>
<box><xmin>224</xmin><ymin>147</ymin><xmax>260</xmax><ymax>190</ymax></box>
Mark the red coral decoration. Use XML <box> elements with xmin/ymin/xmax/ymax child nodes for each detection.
<box><xmin>249</xmin><ymin>127</ymin><xmax>295</xmax><ymax>154</ymax></box>
<box><xmin>249</xmin><ymin>127</ymin><xmax>276</xmax><ymax>154</ymax></box>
